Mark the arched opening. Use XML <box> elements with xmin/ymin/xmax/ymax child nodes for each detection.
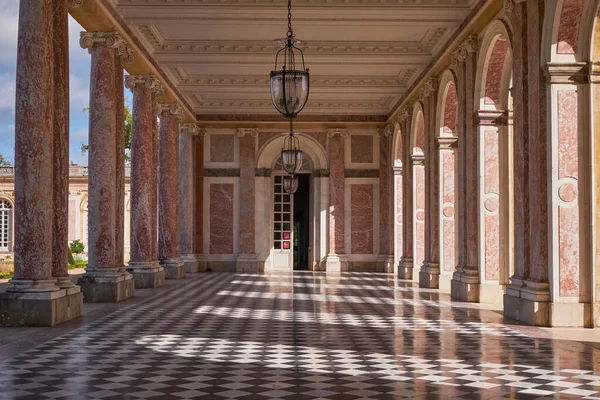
<box><xmin>256</xmin><ymin>133</ymin><xmax>328</xmax><ymax>272</ymax></box>
<box><xmin>411</xmin><ymin>104</ymin><xmax>426</xmax><ymax>275</ymax></box>
<box><xmin>435</xmin><ymin>71</ymin><xmax>458</xmax><ymax>289</ymax></box>
<box><xmin>474</xmin><ymin>20</ymin><xmax>514</xmax><ymax>302</ymax></box>
<box><xmin>392</xmin><ymin>123</ymin><xmax>403</xmax><ymax>274</ymax></box>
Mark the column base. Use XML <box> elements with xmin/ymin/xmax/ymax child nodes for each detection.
<box><xmin>376</xmin><ymin>255</ymin><xmax>394</xmax><ymax>273</ymax></box>
<box><xmin>503</xmin><ymin>279</ymin><xmax>550</xmax><ymax>326</ymax></box>
<box><xmin>77</xmin><ymin>268</ymin><xmax>134</xmax><ymax>303</ymax></box>
<box><xmin>161</xmin><ymin>258</ymin><xmax>185</xmax><ymax>280</ymax></box>
<box><xmin>236</xmin><ymin>254</ymin><xmax>263</xmax><ymax>273</ymax></box>
<box><xmin>323</xmin><ymin>254</ymin><xmax>348</xmax><ymax>273</ymax></box>
<box><xmin>0</xmin><ymin>286</ymin><xmax>83</xmax><ymax>327</ymax></box>
<box><xmin>182</xmin><ymin>254</ymin><xmax>199</xmax><ymax>273</ymax></box>
<box><xmin>397</xmin><ymin>257</ymin><xmax>413</xmax><ymax>280</ymax></box>
<box><xmin>127</xmin><ymin>261</ymin><xmax>165</xmax><ymax>289</ymax></box>
<box><xmin>419</xmin><ymin>262</ymin><xmax>440</xmax><ymax>289</ymax></box>
<box><xmin>196</xmin><ymin>254</ymin><xmax>208</xmax><ymax>272</ymax></box>
<box><xmin>450</xmin><ymin>267</ymin><xmax>480</xmax><ymax>302</ymax></box>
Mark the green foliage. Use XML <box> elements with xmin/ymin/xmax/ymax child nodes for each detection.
<box><xmin>81</xmin><ymin>100</ymin><xmax>132</xmax><ymax>162</ymax></box>
<box><xmin>0</xmin><ymin>154</ymin><xmax>11</xmax><ymax>166</ymax></box>
<box><xmin>68</xmin><ymin>248</ymin><xmax>75</xmax><ymax>265</ymax></box>
<box><xmin>69</xmin><ymin>239</ymin><xmax>85</xmax><ymax>256</ymax></box>
<box><xmin>68</xmin><ymin>260</ymin><xmax>87</xmax><ymax>270</ymax></box>
<box><xmin>0</xmin><ymin>271</ymin><xmax>13</xmax><ymax>279</ymax></box>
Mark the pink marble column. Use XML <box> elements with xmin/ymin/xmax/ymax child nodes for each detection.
<box><xmin>9</xmin><ymin>0</ymin><xmax>56</xmax><ymax>289</ymax></box>
<box><xmin>125</xmin><ymin>75</ymin><xmax>164</xmax><ymax>288</ymax></box>
<box><xmin>151</xmin><ymin>100</ymin><xmax>160</xmax><ymax>261</ymax></box>
<box><xmin>193</xmin><ymin>130</ymin><xmax>206</xmax><ymax>271</ymax></box>
<box><xmin>158</xmin><ymin>104</ymin><xmax>185</xmax><ymax>279</ymax></box>
<box><xmin>399</xmin><ymin>112</ymin><xmax>414</xmax><ymax>279</ymax></box>
<box><xmin>236</xmin><ymin>128</ymin><xmax>259</xmax><ymax>272</ymax></box>
<box><xmin>51</xmin><ymin>0</ymin><xmax>72</xmax><ymax>289</ymax></box>
<box><xmin>378</xmin><ymin>126</ymin><xmax>394</xmax><ymax>273</ymax></box>
<box><xmin>450</xmin><ymin>36</ymin><xmax>480</xmax><ymax>302</ymax></box>
<box><xmin>325</xmin><ymin>128</ymin><xmax>348</xmax><ymax>272</ymax></box>
<box><xmin>78</xmin><ymin>32</ymin><xmax>134</xmax><ymax>303</ymax></box>
<box><xmin>419</xmin><ymin>80</ymin><xmax>441</xmax><ymax>288</ymax></box>
<box><xmin>180</xmin><ymin>123</ymin><xmax>199</xmax><ymax>272</ymax></box>
<box><xmin>114</xmin><ymin>46</ymin><xmax>133</xmax><ymax>274</ymax></box>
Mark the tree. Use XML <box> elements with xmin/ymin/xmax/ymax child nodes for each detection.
<box><xmin>0</xmin><ymin>154</ymin><xmax>11</xmax><ymax>166</ymax></box>
<box><xmin>81</xmin><ymin>99</ymin><xmax>132</xmax><ymax>163</ymax></box>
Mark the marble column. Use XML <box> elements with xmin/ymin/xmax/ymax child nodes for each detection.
<box><xmin>419</xmin><ymin>79</ymin><xmax>442</xmax><ymax>289</ymax></box>
<box><xmin>0</xmin><ymin>0</ymin><xmax>83</xmax><ymax>326</ymax></box>
<box><xmin>151</xmin><ymin>100</ymin><xmax>160</xmax><ymax>262</ymax></box>
<box><xmin>180</xmin><ymin>123</ymin><xmax>200</xmax><ymax>273</ymax></box>
<box><xmin>377</xmin><ymin>125</ymin><xmax>394</xmax><ymax>273</ymax></box>
<box><xmin>114</xmin><ymin>44</ymin><xmax>133</xmax><ymax>274</ymax></box>
<box><xmin>324</xmin><ymin>128</ymin><xmax>348</xmax><ymax>272</ymax></box>
<box><xmin>125</xmin><ymin>75</ymin><xmax>165</xmax><ymax>288</ymax></box>
<box><xmin>236</xmin><ymin>128</ymin><xmax>260</xmax><ymax>272</ymax></box>
<box><xmin>77</xmin><ymin>32</ymin><xmax>134</xmax><ymax>303</ymax></box>
<box><xmin>158</xmin><ymin>104</ymin><xmax>185</xmax><ymax>279</ymax></box>
<box><xmin>450</xmin><ymin>36</ymin><xmax>481</xmax><ymax>302</ymax></box>
<box><xmin>52</xmin><ymin>0</ymin><xmax>75</xmax><ymax>291</ymax></box>
<box><xmin>398</xmin><ymin>109</ymin><xmax>414</xmax><ymax>279</ymax></box>
<box><xmin>438</xmin><ymin>137</ymin><xmax>458</xmax><ymax>289</ymax></box>
<box><xmin>194</xmin><ymin>129</ymin><xmax>207</xmax><ymax>271</ymax></box>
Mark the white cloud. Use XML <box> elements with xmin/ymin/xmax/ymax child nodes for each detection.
<box><xmin>0</xmin><ymin>1</ymin><xmax>18</xmax><ymax>65</ymax></box>
<box><xmin>70</xmin><ymin>73</ymin><xmax>89</xmax><ymax>108</ymax></box>
<box><xmin>0</xmin><ymin>73</ymin><xmax>15</xmax><ymax>113</ymax></box>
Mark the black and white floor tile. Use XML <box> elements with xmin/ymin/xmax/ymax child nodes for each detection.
<box><xmin>1</xmin><ymin>272</ymin><xmax>599</xmax><ymax>399</ymax></box>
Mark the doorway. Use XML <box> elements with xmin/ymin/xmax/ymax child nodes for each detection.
<box><xmin>293</xmin><ymin>174</ymin><xmax>310</xmax><ymax>270</ymax></box>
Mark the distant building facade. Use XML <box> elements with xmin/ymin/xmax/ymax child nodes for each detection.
<box><xmin>0</xmin><ymin>165</ymin><xmax>132</xmax><ymax>261</ymax></box>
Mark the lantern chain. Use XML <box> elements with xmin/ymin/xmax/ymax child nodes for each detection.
<box><xmin>287</xmin><ymin>0</ymin><xmax>293</xmax><ymax>38</ymax></box>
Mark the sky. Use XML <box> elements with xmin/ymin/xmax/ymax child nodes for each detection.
<box><xmin>0</xmin><ymin>1</ymin><xmax>129</xmax><ymax>166</ymax></box>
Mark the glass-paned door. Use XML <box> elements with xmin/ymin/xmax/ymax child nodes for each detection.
<box><xmin>0</xmin><ymin>200</ymin><xmax>12</xmax><ymax>252</ymax></box>
<box><xmin>272</xmin><ymin>175</ymin><xmax>293</xmax><ymax>270</ymax></box>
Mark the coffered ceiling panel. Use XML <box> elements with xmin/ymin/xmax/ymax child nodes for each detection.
<box><xmin>115</xmin><ymin>0</ymin><xmax>478</xmax><ymax>120</ymax></box>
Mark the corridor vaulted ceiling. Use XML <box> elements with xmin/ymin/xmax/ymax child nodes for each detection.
<box><xmin>115</xmin><ymin>0</ymin><xmax>478</xmax><ymax>121</ymax></box>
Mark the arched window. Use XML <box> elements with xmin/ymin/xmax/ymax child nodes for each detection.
<box><xmin>0</xmin><ymin>200</ymin><xmax>13</xmax><ymax>252</ymax></box>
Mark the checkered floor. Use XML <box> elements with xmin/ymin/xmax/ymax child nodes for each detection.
<box><xmin>1</xmin><ymin>272</ymin><xmax>600</xmax><ymax>399</ymax></box>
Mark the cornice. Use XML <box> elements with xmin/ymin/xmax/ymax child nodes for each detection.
<box><xmin>195</xmin><ymin>114</ymin><xmax>387</xmax><ymax>123</ymax></box>
<box><xmin>118</xmin><ymin>0</ymin><xmax>471</xmax><ymax>6</ymax></box>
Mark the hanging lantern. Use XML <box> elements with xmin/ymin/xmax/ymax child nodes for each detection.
<box><xmin>283</xmin><ymin>174</ymin><xmax>299</xmax><ymax>194</ymax></box>
<box><xmin>281</xmin><ymin>119</ymin><xmax>303</xmax><ymax>174</ymax></box>
<box><xmin>270</xmin><ymin>0</ymin><xmax>310</xmax><ymax>119</ymax></box>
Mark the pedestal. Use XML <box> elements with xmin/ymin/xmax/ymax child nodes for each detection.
<box><xmin>162</xmin><ymin>258</ymin><xmax>185</xmax><ymax>280</ymax></box>
<box><xmin>0</xmin><ymin>281</ymin><xmax>83</xmax><ymax>327</ymax></box>
<box><xmin>78</xmin><ymin>268</ymin><xmax>134</xmax><ymax>303</ymax></box>
<box><xmin>376</xmin><ymin>255</ymin><xmax>394</xmax><ymax>273</ymax></box>
<box><xmin>419</xmin><ymin>261</ymin><xmax>440</xmax><ymax>288</ymax></box>
<box><xmin>196</xmin><ymin>254</ymin><xmax>208</xmax><ymax>272</ymax></box>
<box><xmin>324</xmin><ymin>254</ymin><xmax>348</xmax><ymax>273</ymax></box>
<box><xmin>182</xmin><ymin>254</ymin><xmax>199</xmax><ymax>273</ymax></box>
<box><xmin>127</xmin><ymin>261</ymin><xmax>165</xmax><ymax>288</ymax></box>
<box><xmin>450</xmin><ymin>267</ymin><xmax>480</xmax><ymax>302</ymax></box>
<box><xmin>397</xmin><ymin>257</ymin><xmax>413</xmax><ymax>280</ymax></box>
<box><xmin>236</xmin><ymin>254</ymin><xmax>261</xmax><ymax>273</ymax></box>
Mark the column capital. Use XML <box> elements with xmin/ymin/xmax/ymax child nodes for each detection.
<box><xmin>418</xmin><ymin>77</ymin><xmax>439</xmax><ymax>102</ymax></box>
<box><xmin>197</xmin><ymin>127</ymin><xmax>207</xmax><ymax>137</ymax></box>
<box><xmin>437</xmin><ymin>137</ymin><xmax>458</xmax><ymax>149</ymax></box>
<box><xmin>451</xmin><ymin>35</ymin><xmax>479</xmax><ymax>67</ymax></box>
<box><xmin>157</xmin><ymin>103</ymin><xmax>182</xmax><ymax>118</ymax></box>
<box><xmin>377</xmin><ymin>124</ymin><xmax>394</xmax><ymax>138</ymax></box>
<box><xmin>180</xmin><ymin>123</ymin><xmax>199</xmax><ymax>135</ymax></box>
<box><xmin>412</xmin><ymin>155</ymin><xmax>425</xmax><ymax>166</ymax></box>
<box><xmin>327</xmin><ymin>128</ymin><xmax>348</xmax><ymax>138</ymax></box>
<box><xmin>393</xmin><ymin>165</ymin><xmax>403</xmax><ymax>175</ymax></box>
<box><xmin>80</xmin><ymin>31</ymin><xmax>134</xmax><ymax>63</ymax></box>
<box><xmin>68</xmin><ymin>0</ymin><xmax>84</xmax><ymax>8</ymax></box>
<box><xmin>397</xmin><ymin>106</ymin><xmax>412</xmax><ymax>123</ymax></box>
<box><xmin>237</xmin><ymin>128</ymin><xmax>259</xmax><ymax>138</ymax></box>
<box><xmin>124</xmin><ymin>75</ymin><xmax>162</xmax><ymax>92</ymax></box>
<box><xmin>476</xmin><ymin>110</ymin><xmax>509</xmax><ymax>126</ymax></box>
<box><xmin>544</xmin><ymin>62</ymin><xmax>589</xmax><ymax>84</ymax></box>
<box><xmin>503</xmin><ymin>0</ymin><xmax>526</xmax><ymax>13</ymax></box>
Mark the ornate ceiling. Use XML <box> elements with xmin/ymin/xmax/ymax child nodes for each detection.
<box><xmin>115</xmin><ymin>0</ymin><xmax>478</xmax><ymax>121</ymax></box>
